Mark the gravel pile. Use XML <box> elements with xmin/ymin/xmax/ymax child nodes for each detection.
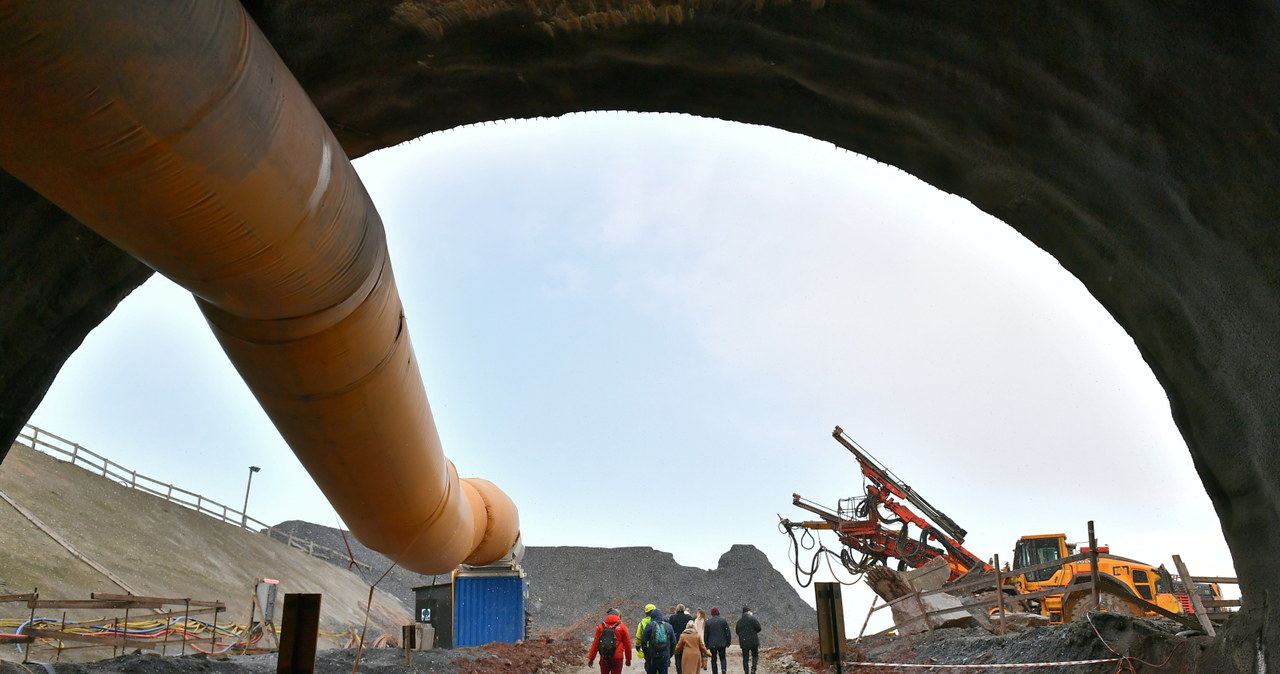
<box><xmin>524</xmin><ymin>544</ymin><xmax>816</xmax><ymax>643</ymax></box>
<box><xmin>270</xmin><ymin>521</ymin><xmax>816</xmax><ymax>644</ymax></box>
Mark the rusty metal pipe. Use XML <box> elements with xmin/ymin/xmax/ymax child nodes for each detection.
<box><xmin>0</xmin><ymin>0</ymin><xmax>518</xmax><ymax>573</ymax></box>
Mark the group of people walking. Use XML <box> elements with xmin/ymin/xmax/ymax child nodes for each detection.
<box><xmin>587</xmin><ymin>603</ymin><xmax>763</xmax><ymax>674</ymax></box>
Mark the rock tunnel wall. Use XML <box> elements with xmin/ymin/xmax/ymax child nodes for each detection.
<box><xmin>2</xmin><ymin>1</ymin><xmax>1277</xmax><ymax>667</ymax></box>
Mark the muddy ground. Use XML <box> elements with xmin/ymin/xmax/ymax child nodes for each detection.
<box><xmin>0</xmin><ymin>613</ymin><xmax>1227</xmax><ymax>673</ymax></box>
<box><xmin>0</xmin><ymin>640</ymin><xmax>795</xmax><ymax>674</ymax></box>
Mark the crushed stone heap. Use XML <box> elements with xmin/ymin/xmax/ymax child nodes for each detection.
<box><xmin>271</xmin><ymin>521</ymin><xmax>816</xmax><ymax>643</ymax></box>
<box><xmin>524</xmin><ymin>544</ymin><xmax>817</xmax><ymax>640</ymax></box>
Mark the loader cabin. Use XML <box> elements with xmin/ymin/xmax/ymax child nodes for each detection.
<box><xmin>1012</xmin><ymin>534</ymin><xmax>1070</xmax><ymax>583</ymax></box>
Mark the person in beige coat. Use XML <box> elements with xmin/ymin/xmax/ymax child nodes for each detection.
<box><xmin>673</xmin><ymin>622</ymin><xmax>711</xmax><ymax>673</ymax></box>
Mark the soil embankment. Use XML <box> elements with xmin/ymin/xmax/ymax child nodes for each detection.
<box><xmin>0</xmin><ymin>442</ymin><xmax>411</xmax><ymax>661</ymax></box>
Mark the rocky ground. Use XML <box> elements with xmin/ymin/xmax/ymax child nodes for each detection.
<box><xmin>0</xmin><ymin>639</ymin><xmax>585</xmax><ymax>674</ymax></box>
<box><xmin>848</xmin><ymin>612</ymin><xmax>1225</xmax><ymax>673</ymax></box>
<box><xmin>1</xmin><ymin>613</ymin><xmax>1228</xmax><ymax>673</ymax></box>
<box><xmin>3</xmin><ymin>639</ymin><xmax>794</xmax><ymax>674</ymax></box>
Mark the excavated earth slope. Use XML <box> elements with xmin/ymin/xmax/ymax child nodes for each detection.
<box><xmin>0</xmin><ymin>442</ymin><xmax>411</xmax><ymax>661</ymax></box>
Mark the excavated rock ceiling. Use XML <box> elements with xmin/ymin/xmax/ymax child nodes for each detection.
<box><xmin>2</xmin><ymin>1</ymin><xmax>1277</xmax><ymax>668</ymax></box>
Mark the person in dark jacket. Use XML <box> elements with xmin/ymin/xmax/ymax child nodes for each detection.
<box><xmin>702</xmin><ymin>607</ymin><xmax>732</xmax><ymax>674</ymax></box>
<box><xmin>735</xmin><ymin>607</ymin><xmax>763</xmax><ymax>674</ymax></box>
<box><xmin>667</xmin><ymin>604</ymin><xmax>694</xmax><ymax>674</ymax></box>
<box><xmin>641</xmin><ymin>609</ymin><xmax>678</xmax><ymax>674</ymax></box>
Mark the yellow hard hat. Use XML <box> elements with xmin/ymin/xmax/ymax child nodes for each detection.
<box><xmin>644</xmin><ymin>603</ymin><xmax>656</xmax><ymax>613</ymax></box>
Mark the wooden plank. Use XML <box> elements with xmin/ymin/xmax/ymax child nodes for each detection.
<box><xmin>1190</xmin><ymin>576</ymin><xmax>1239</xmax><ymax>584</ymax></box>
<box><xmin>278</xmin><ymin>593</ymin><xmax>322</xmax><ymax>674</ymax></box>
<box><xmin>1119</xmin><ymin>593</ymin><xmax>1203</xmax><ymax>632</ymax></box>
<box><xmin>28</xmin><ymin>642</ymin><xmax>112</xmax><ymax>653</ymax></box>
<box><xmin>24</xmin><ymin>627</ymin><xmax>168</xmax><ymax>649</ymax></box>
<box><xmin>28</xmin><ymin>600</ymin><xmax>165</xmax><ymax>609</ymax></box>
<box><xmin>153</xmin><ymin>606</ymin><xmax>224</xmax><ymax>618</ymax></box>
<box><xmin>912</xmin><ymin>581</ymin><xmax>1092</xmax><ymax>607</ymax></box>
<box><xmin>0</xmin><ymin>593</ymin><xmax>38</xmax><ymax>603</ymax></box>
<box><xmin>1202</xmin><ymin>599</ymin><xmax>1242</xmax><ymax>608</ymax></box>
<box><xmin>930</xmin><ymin>552</ymin><xmax>1093</xmax><ymax>599</ymax></box>
<box><xmin>1172</xmin><ymin>555</ymin><xmax>1216</xmax><ymax>636</ymax></box>
<box><xmin>92</xmin><ymin>592</ymin><xmax>190</xmax><ymax>603</ymax></box>
<box><xmin>0</xmin><ymin>634</ymin><xmax>34</xmax><ymax>644</ymax></box>
<box><xmin>1003</xmin><ymin>581</ymin><xmax>1095</xmax><ymax>603</ymax></box>
<box><xmin>92</xmin><ymin>593</ymin><xmax>225</xmax><ymax>610</ymax></box>
<box><xmin>912</xmin><ymin>601</ymin><xmax>986</xmax><ymax>622</ymax></box>
<box><xmin>994</xmin><ymin>554</ymin><xmax>1007</xmax><ymax>636</ymax></box>
<box><xmin>929</xmin><ymin>574</ymin><xmax>1000</xmax><ymax>597</ymax></box>
<box><xmin>1087</xmin><ymin>522</ymin><xmax>1100</xmax><ymax>612</ymax></box>
<box><xmin>857</xmin><ymin>595</ymin><xmax>880</xmax><ymax>639</ymax></box>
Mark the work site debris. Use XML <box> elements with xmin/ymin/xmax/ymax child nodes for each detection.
<box><xmin>851</xmin><ymin>612</ymin><xmax>1206</xmax><ymax>673</ymax></box>
<box><xmin>868</xmin><ymin>563</ymin><xmax>992</xmax><ymax>635</ymax></box>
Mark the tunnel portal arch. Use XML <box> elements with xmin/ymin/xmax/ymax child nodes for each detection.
<box><xmin>2</xmin><ymin>2</ymin><xmax>1278</xmax><ymax>667</ymax></box>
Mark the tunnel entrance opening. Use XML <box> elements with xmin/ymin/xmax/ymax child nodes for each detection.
<box><xmin>27</xmin><ymin>112</ymin><xmax>1236</xmax><ymax>635</ymax></box>
<box><xmin>4</xmin><ymin>2</ymin><xmax>1277</xmax><ymax>668</ymax></box>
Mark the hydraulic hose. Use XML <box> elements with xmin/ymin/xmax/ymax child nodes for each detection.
<box><xmin>0</xmin><ymin>0</ymin><xmax>518</xmax><ymax>573</ymax></box>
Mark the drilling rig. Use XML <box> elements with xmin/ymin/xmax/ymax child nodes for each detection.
<box><xmin>781</xmin><ymin>426</ymin><xmax>1200</xmax><ymax>623</ymax></box>
<box><xmin>782</xmin><ymin>426</ymin><xmax>987</xmax><ymax>581</ymax></box>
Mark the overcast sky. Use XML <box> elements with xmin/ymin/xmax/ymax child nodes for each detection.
<box><xmin>24</xmin><ymin>112</ymin><xmax>1235</xmax><ymax>631</ymax></box>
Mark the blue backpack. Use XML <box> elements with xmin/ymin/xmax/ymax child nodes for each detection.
<box><xmin>652</xmin><ymin>621</ymin><xmax>669</xmax><ymax>650</ymax></box>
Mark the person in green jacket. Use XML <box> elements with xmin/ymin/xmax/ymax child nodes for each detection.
<box><xmin>635</xmin><ymin>603</ymin><xmax>657</xmax><ymax>660</ymax></box>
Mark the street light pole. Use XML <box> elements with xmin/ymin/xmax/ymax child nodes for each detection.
<box><xmin>242</xmin><ymin>465</ymin><xmax>261</xmax><ymax>527</ymax></box>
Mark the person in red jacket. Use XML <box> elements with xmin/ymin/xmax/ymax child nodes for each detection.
<box><xmin>589</xmin><ymin>612</ymin><xmax>633</xmax><ymax>674</ymax></box>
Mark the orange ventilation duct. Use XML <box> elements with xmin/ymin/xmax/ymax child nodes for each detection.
<box><xmin>0</xmin><ymin>0</ymin><xmax>518</xmax><ymax>573</ymax></box>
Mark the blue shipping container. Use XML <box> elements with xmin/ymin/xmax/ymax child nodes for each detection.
<box><xmin>453</xmin><ymin>574</ymin><xmax>527</xmax><ymax>647</ymax></box>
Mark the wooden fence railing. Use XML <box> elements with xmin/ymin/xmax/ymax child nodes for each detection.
<box><xmin>14</xmin><ymin>425</ymin><xmax>369</xmax><ymax>571</ymax></box>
